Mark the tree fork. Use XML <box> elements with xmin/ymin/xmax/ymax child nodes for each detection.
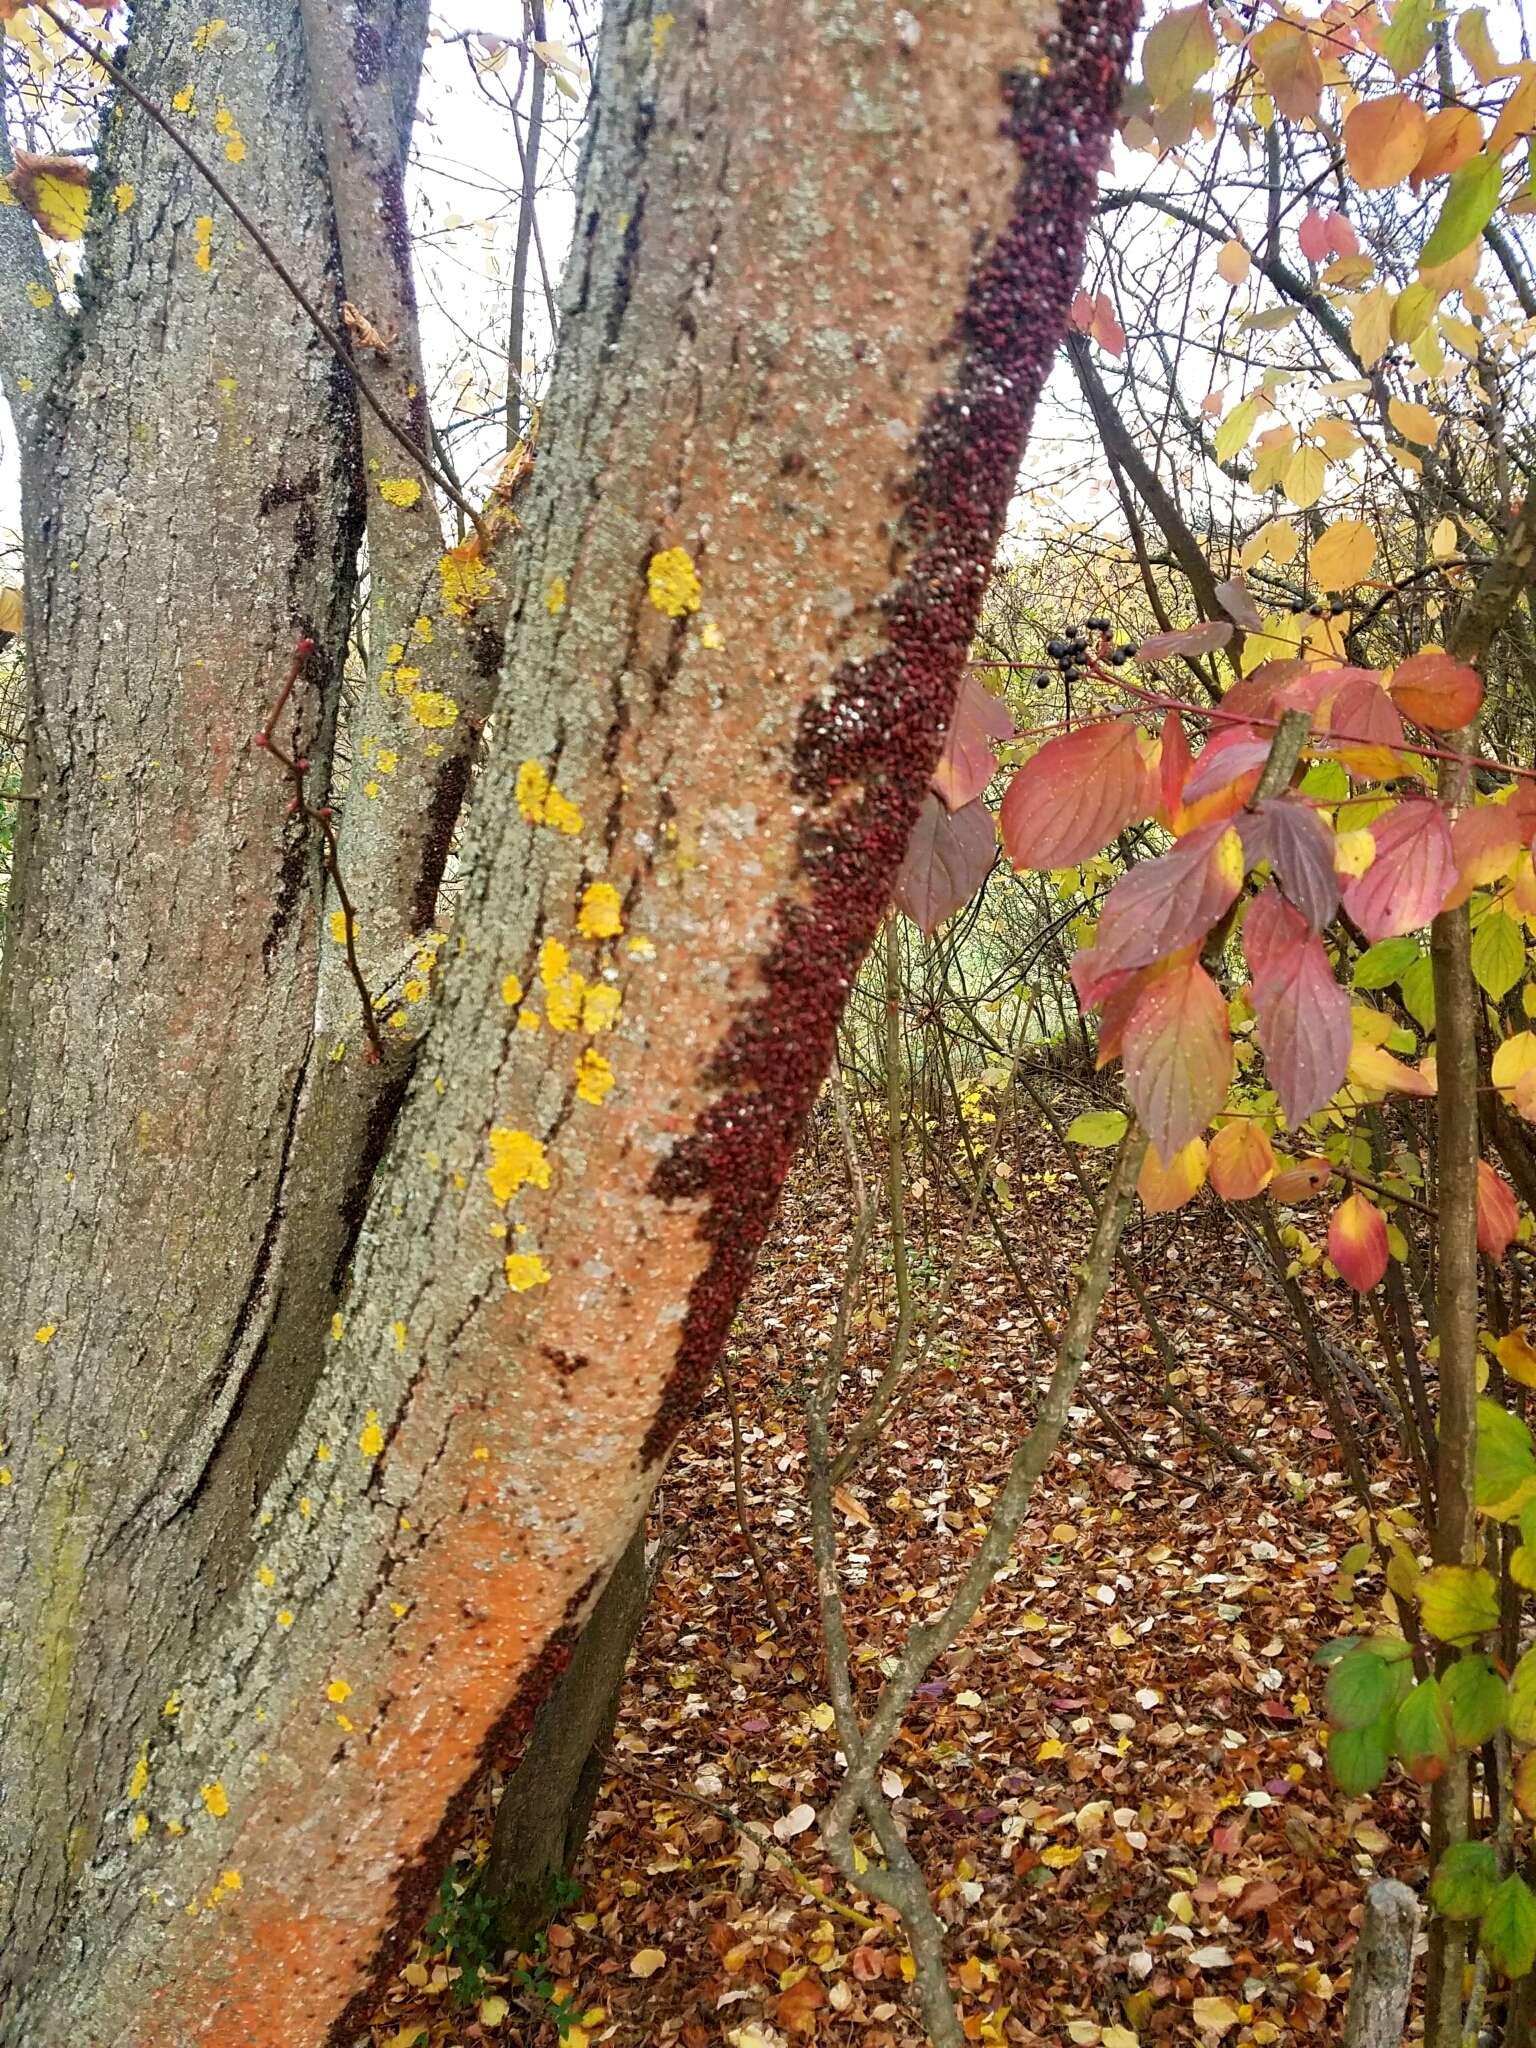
<box><xmin>0</xmin><ymin>1</ymin><xmax>1135</xmax><ymax>2040</ymax></box>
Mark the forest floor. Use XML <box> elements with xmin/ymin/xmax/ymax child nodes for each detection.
<box><xmin>371</xmin><ymin>1107</ymin><xmax>1423</xmax><ymax>2048</ymax></box>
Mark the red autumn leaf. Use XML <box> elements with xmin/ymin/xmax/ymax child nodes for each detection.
<box><xmin>999</xmin><ymin>719</ymin><xmax>1151</xmax><ymax>870</ymax></box>
<box><xmin>1069</xmin><ymin>287</ymin><xmax>1095</xmax><ymax>334</ymax></box>
<box><xmin>1478</xmin><ymin>1158</ymin><xmax>1520</xmax><ymax>1263</ymax></box>
<box><xmin>1298</xmin><ymin>208</ymin><xmax>1331</xmax><ymax>262</ymax></box>
<box><xmin>1181</xmin><ymin>724</ymin><xmax>1272</xmax><ymax>805</ymax></box>
<box><xmin>1270</xmin><ymin>1154</ymin><xmax>1333</xmax><ymax>1203</ymax></box>
<box><xmin>1221</xmin><ymin>660</ymin><xmax>1308</xmax><ymax>724</ymax></box>
<box><xmin>1443</xmin><ymin>802</ymin><xmax>1527</xmax><ymax>909</ymax></box>
<box><xmin>1326</xmin><ymin>673</ymin><xmax>1408</xmax><ymax>770</ymax></box>
<box><xmin>1121</xmin><ymin>956</ymin><xmax>1233</xmax><ymax>1161</ymax></box>
<box><xmin>1341</xmin><ymin>798</ymin><xmax>1456</xmax><ymax>940</ymax></box>
<box><xmin>1158</xmin><ymin>708</ymin><xmax>1194</xmax><ymax>825</ymax></box>
<box><xmin>1323</xmin><ymin>210</ymin><xmax>1359</xmax><ymax>258</ymax></box>
<box><xmin>1091</xmin><ymin>291</ymin><xmax>1126</xmax><ymax>356</ymax></box>
<box><xmin>1136</xmin><ymin>621</ymin><xmax>1234</xmax><ymax>660</ymax></box>
<box><xmin>1208</xmin><ymin>1119</ymin><xmax>1276</xmax><ymax>1200</ymax></box>
<box><xmin>931</xmin><ymin>673</ymin><xmax>1014</xmax><ymax>811</ymax></box>
<box><xmin>1390</xmin><ymin>650</ymin><xmax>1484</xmax><ymax>732</ymax></box>
<box><xmin>1328</xmin><ymin>1192</ymin><xmax>1390</xmax><ymax>1293</ymax></box>
<box><xmin>893</xmin><ymin>792</ymin><xmax>995</xmax><ymax>934</ymax></box>
<box><xmin>1092</xmin><ymin>818</ymin><xmax>1246</xmax><ymax>974</ymax></box>
<box><xmin>1239</xmin><ymin>796</ymin><xmax>1339</xmax><ymax>930</ymax></box>
<box><xmin>1244</xmin><ymin>886</ymin><xmax>1351</xmax><ymax>1124</ymax></box>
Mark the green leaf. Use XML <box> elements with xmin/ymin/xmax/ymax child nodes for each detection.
<box><xmin>1483</xmin><ymin>1873</ymin><xmax>1536</xmax><ymax>1978</ymax></box>
<box><xmin>1396</xmin><ymin>1674</ymin><xmax>1452</xmax><ymax>1781</ymax></box>
<box><xmin>1432</xmin><ymin>1839</ymin><xmax>1499</xmax><ymax>1920</ymax></box>
<box><xmin>1400</xmin><ymin>954</ymin><xmax>1437</xmax><ymax>1030</ymax></box>
<box><xmin>1381</xmin><ymin>0</ymin><xmax>1434</xmax><ymax>76</ymax></box>
<box><xmin>1353</xmin><ymin>936</ymin><xmax>1420</xmax><ymax>990</ymax></box>
<box><xmin>1477</xmin><ymin>1397</ymin><xmax>1536</xmax><ymax>1520</ymax></box>
<box><xmin>1421</xmin><ymin>154</ymin><xmax>1505</xmax><ymax>270</ymax></box>
<box><xmin>1443</xmin><ymin>1655</ymin><xmax>1507</xmax><ymax>1750</ymax></box>
<box><xmin>1300</xmin><ymin>759</ymin><xmax>1349</xmax><ymax>802</ymax></box>
<box><xmin>1066</xmin><ymin>1109</ymin><xmax>1130</xmax><ymax>1148</ymax></box>
<box><xmin>1329</xmin><ymin>1717</ymin><xmax>1394</xmax><ymax>1795</ymax></box>
<box><xmin>1473</xmin><ymin>909</ymin><xmax>1526</xmax><ymax>1001</ymax></box>
<box><xmin>1420</xmin><ymin>1564</ymin><xmax>1499</xmax><ymax>1646</ymax></box>
<box><xmin>1507</xmin><ymin>1647</ymin><xmax>1536</xmax><ymax>1743</ymax></box>
<box><xmin>1326</xmin><ymin>1646</ymin><xmax>1397</xmax><ymax>1729</ymax></box>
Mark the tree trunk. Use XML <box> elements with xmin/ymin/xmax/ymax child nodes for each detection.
<box><xmin>1343</xmin><ymin>1880</ymin><xmax>1421</xmax><ymax>2048</ymax></box>
<box><xmin>0</xmin><ymin>0</ymin><xmax>1134</xmax><ymax>2039</ymax></box>
<box><xmin>479</xmin><ymin>1522</ymin><xmax>648</xmax><ymax>1950</ymax></box>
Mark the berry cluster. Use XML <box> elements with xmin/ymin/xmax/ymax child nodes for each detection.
<box><xmin>1041</xmin><ymin>616</ymin><xmax>1136</xmax><ymax>686</ymax></box>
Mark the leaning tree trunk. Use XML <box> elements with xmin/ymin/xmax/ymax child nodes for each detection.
<box><xmin>480</xmin><ymin>1522</ymin><xmax>650</xmax><ymax>1950</ymax></box>
<box><xmin>0</xmin><ymin>1</ymin><xmax>1134</xmax><ymax>2041</ymax></box>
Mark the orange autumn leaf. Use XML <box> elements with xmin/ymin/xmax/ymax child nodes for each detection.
<box><xmin>1328</xmin><ymin>1192</ymin><xmax>1389</xmax><ymax>1292</ymax></box>
<box><xmin>1207</xmin><ymin>1119</ymin><xmax>1276</xmax><ymax>1200</ymax></box>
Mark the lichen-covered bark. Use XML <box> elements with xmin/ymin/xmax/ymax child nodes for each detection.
<box><xmin>0</xmin><ymin>0</ymin><xmax>361</xmax><ymax>2000</ymax></box>
<box><xmin>0</xmin><ymin>0</ymin><xmax>1133</xmax><ymax>2039</ymax></box>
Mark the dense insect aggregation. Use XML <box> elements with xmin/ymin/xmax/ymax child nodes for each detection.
<box><xmin>644</xmin><ymin>0</ymin><xmax>1138</xmax><ymax>1466</ymax></box>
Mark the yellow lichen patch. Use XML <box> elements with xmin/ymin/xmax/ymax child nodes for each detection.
<box><xmin>0</xmin><ymin>1469</ymin><xmax>11</xmax><ymax>1486</ymax></box>
<box><xmin>402</xmin><ymin>978</ymin><xmax>427</xmax><ymax>1004</ymax></box>
<box><xmin>299</xmin><ymin>1495</ymin><xmax>313</xmax><ymax>1518</ymax></box>
<box><xmin>414</xmin><ymin>615</ymin><xmax>434</xmax><ymax>642</ymax></box>
<box><xmin>163</xmin><ymin>1691</ymin><xmax>182</xmax><ymax>1718</ymax></box>
<box><xmin>34</xmin><ymin>1324</ymin><xmax>56</xmax><ymax>1344</ymax></box>
<box><xmin>128</xmin><ymin>1746</ymin><xmax>150</xmax><ymax>1802</ymax></box>
<box><xmin>277</xmin><ymin>1608</ymin><xmax>294</xmax><ymax>1629</ymax></box>
<box><xmin>113</xmin><ymin>183</ymin><xmax>135</xmax><ymax>214</ymax></box>
<box><xmin>517</xmin><ymin>1010</ymin><xmax>542</xmax><ymax>1034</ymax></box>
<box><xmin>626</xmin><ymin>934</ymin><xmax>656</xmax><ymax>960</ymax></box>
<box><xmin>545</xmin><ymin>973</ymin><xmax>586</xmax><ymax>1032</ymax></box>
<box><xmin>191</xmin><ymin>17</ymin><xmax>228</xmax><ymax>47</ymax></box>
<box><xmin>359</xmin><ymin>1412</ymin><xmax>385</xmax><ymax>1459</ymax></box>
<box><xmin>392</xmin><ymin>1321</ymin><xmax>407</xmax><ymax>1350</ymax></box>
<box><xmin>315</xmin><ymin>1442</ymin><xmax>332</xmax><ymax>1462</ymax></box>
<box><xmin>194</xmin><ymin>216</ymin><xmax>214</xmax><ymax>272</ymax></box>
<box><xmin>504</xmin><ymin>1250</ymin><xmax>551</xmax><ymax>1293</ymax></box>
<box><xmin>700</xmin><ymin>620</ymin><xmax>725</xmax><ymax>650</ymax></box>
<box><xmin>0</xmin><ymin>179</ymin><xmax>13</xmax><ymax>207</ymax></box>
<box><xmin>131</xmin><ymin>1812</ymin><xmax>149</xmax><ymax>1839</ymax></box>
<box><xmin>408</xmin><ymin>689</ymin><xmax>459</xmax><ymax>730</ymax></box>
<box><xmin>501</xmin><ymin>971</ymin><xmax>524</xmax><ymax>1007</ymax></box>
<box><xmin>647</xmin><ymin>545</ymin><xmax>701</xmax><ymax>617</ymax></box>
<box><xmin>652</xmin><ymin>9</ymin><xmax>675</xmax><ymax>56</ymax></box>
<box><xmin>574</xmin><ymin>1049</ymin><xmax>616</xmax><ymax>1107</ymax></box>
<box><xmin>379</xmin><ymin>477</ymin><xmax>423</xmax><ymax>509</ymax></box>
<box><xmin>486</xmin><ymin>1128</ymin><xmax>550</xmax><ymax>1206</ymax></box>
<box><xmin>374</xmin><ymin>749</ymin><xmax>399</xmax><ymax>777</ymax></box>
<box><xmin>517</xmin><ymin>759</ymin><xmax>550</xmax><ymax>821</ymax></box>
<box><xmin>25</xmin><ymin>282</ymin><xmax>52</xmax><ymax>310</ymax></box>
<box><xmin>439</xmin><ymin>545</ymin><xmax>496</xmax><ymax>617</ymax></box>
<box><xmin>171</xmin><ymin>86</ymin><xmax>196</xmax><ymax>113</ymax></box>
<box><xmin>540</xmin><ymin>938</ymin><xmax>571</xmax><ymax>984</ymax></box>
<box><xmin>221</xmin><ymin>1869</ymin><xmax>242</xmax><ymax>1891</ymax></box>
<box><xmin>326</xmin><ymin>1679</ymin><xmax>351</xmax><ymax>1704</ymax></box>
<box><xmin>582</xmin><ymin>984</ymin><xmax>621</xmax><ymax>1034</ymax></box>
<box><xmin>577</xmin><ymin>882</ymin><xmax>623</xmax><ymax>940</ymax></box>
<box><xmin>330</xmin><ymin>1311</ymin><xmax>345</xmax><ymax>1341</ymax></box>
<box><xmin>471</xmin><ymin>1445</ymin><xmax>489</xmax><ymax>1461</ymax></box>
<box><xmin>255</xmin><ymin>1564</ymin><xmax>275</xmax><ymax>1588</ymax></box>
<box><xmin>545</xmin><ymin>574</ymin><xmax>568</xmax><ymax>614</ymax></box>
<box><xmin>328</xmin><ymin>909</ymin><xmax>352</xmax><ymax>945</ymax></box>
<box><xmin>200</xmin><ymin>1782</ymin><xmax>229</xmax><ymax>1819</ymax></box>
<box><xmin>363</xmin><ymin>780</ymin><xmax>382</xmax><ymax>800</ymax></box>
<box><xmin>545</xmin><ymin>788</ymin><xmax>583</xmax><ymax>834</ymax></box>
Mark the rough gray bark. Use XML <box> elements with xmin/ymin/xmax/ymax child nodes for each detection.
<box><xmin>0</xmin><ymin>0</ymin><xmax>1134</xmax><ymax>2038</ymax></box>
<box><xmin>1343</xmin><ymin>1880</ymin><xmax>1421</xmax><ymax>2048</ymax></box>
<box><xmin>480</xmin><ymin>1521</ymin><xmax>648</xmax><ymax>1949</ymax></box>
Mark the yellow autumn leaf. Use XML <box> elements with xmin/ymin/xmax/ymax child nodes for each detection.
<box><xmin>1389</xmin><ymin>396</ymin><xmax>1440</xmax><ymax>446</ymax></box>
<box><xmin>1431</xmin><ymin>517</ymin><xmax>1458</xmax><ymax>559</ymax></box>
<box><xmin>1283</xmin><ymin>444</ymin><xmax>1326</xmax><ymax>509</ymax></box>
<box><xmin>1216</xmin><ymin>237</ymin><xmax>1251</xmax><ymax>285</ymax></box>
<box><xmin>630</xmin><ymin>1947</ymin><xmax>667</xmax><ymax>1978</ymax></box>
<box><xmin>1351</xmin><ymin>286</ymin><xmax>1394</xmax><ymax>368</ymax></box>
<box><xmin>0</xmin><ymin>585</ymin><xmax>22</xmax><ymax>637</ymax></box>
<box><xmin>1497</xmin><ymin>1328</ymin><xmax>1536</xmax><ymax>1388</ymax></box>
<box><xmin>1310</xmin><ymin>517</ymin><xmax>1375</xmax><ymax>591</ymax></box>
<box><xmin>11</xmin><ymin>152</ymin><xmax>90</xmax><ymax>242</ymax></box>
